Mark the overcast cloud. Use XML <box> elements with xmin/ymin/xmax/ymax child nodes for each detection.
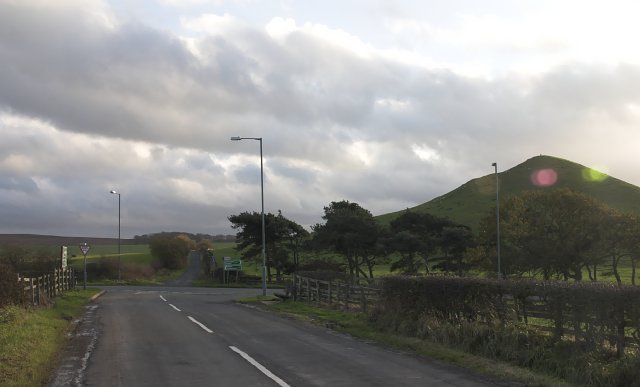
<box><xmin>1</xmin><ymin>0</ymin><xmax>640</xmax><ymax>237</ymax></box>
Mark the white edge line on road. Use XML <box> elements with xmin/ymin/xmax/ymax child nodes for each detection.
<box><xmin>159</xmin><ymin>295</ymin><xmax>167</xmax><ymax>302</ymax></box>
<box><xmin>169</xmin><ymin>304</ymin><xmax>181</xmax><ymax>312</ymax></box>
<box><xmin>188</xmin><ymin>316</ymin><xmax>214</xmax><ymax>333</ymax></box>
<box><xmin>229</xmin><ymin>346</ymin><xmax>290</xmax><ymax>387</ymax></box>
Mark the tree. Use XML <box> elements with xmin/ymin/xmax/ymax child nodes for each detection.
<box><xmin>437</xmin><ymin>226</ymin><xmax>474</xmax><ymax>276</ymax></box>
<box><xmin>623</xmin><ymin>216</ymin><xmax>640</xmax><ymax>286</ymax></box>
<box><xmin>384</xmin><ymin>210</ymin><xmax>452</xmax><ymax>274</ymax></box>
<box><xmin>228</xmin><ymin>211</ymin><xmax>308</xmax><ymax>281</ymax></box>
<box><xmin>479</xmin><ymin>189</ymin><xmax>609</xmax><ymax>280</ymax></box>
<box><xmin>599</xmin><ymin>213</ymin><xmax>640</xmax><ymax>286</ymax></box>
<box><xmin>312</xmin><ymin>201</ymin><xmax>381</xmax><ymax>280</ymax></box>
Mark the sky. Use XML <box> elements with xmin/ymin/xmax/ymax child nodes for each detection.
<box><xmin>2</xmin><ymin>0</ymin><xmax>640</xmax><ymax>238</ymax></box>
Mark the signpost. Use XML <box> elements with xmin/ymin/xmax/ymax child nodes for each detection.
<box><xmin>61</xmin><ymin>246</ymin><xmax>68</xmax><ymax>269</ymax></box>
<box><xmin>80</xmin><ymin>243</ymin><xmax>90</xmax><ymax>290</ymax></box>
<box><xmin>223</xmin><ymin>257</ymin><xmax>242</xmax><ymax>284</ymax></box>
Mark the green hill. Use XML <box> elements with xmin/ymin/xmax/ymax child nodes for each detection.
<box><xmin>377</xmin><ymin>155</ymin><xmax>640</xmax><ymax>231</ymax></box>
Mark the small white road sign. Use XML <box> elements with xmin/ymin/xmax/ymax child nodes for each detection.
<box><xmin>80</xmin><ymin>243</ymin><xmax>91</xmax><ymax>256</ymax></box>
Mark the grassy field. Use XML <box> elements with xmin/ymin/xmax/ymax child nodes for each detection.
<box><xmin>209</xmin><ymin>242</ymin><xmax>266</xmax><ymax>277</ymax></box>
<box><xmin>65</xmin><ymin>244</ymin><xmax>184</xmax><ymax>285</ymax></box>
<box><xmin>67</xmin><ymin>244</ymin><xmax>152</xmax><ymax>265</ymax></box>
<box><xmin>0</xmin><ymin>288</ymin><xmax>100</xmax><ymax>387</ymax></box>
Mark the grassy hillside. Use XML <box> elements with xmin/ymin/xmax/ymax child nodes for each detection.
<box><xmin>377</xmin><ymin>155</ymin><xmax>640</xmax><ymax>231</ymax></box>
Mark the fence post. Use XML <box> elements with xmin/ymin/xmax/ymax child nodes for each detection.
<box><xmin>360</xmin><ymin>285</ymin><xmax>367</xmax><ymax>312</ymax></box>
<box><xmin>30</xmin><ymin>277</ymin><xmax>34</xmax><ymax>305</ymax></box>
<box><xmin>292</xmin><ymin>274</ymin><xmax>297</xmax><ymax>301</ymax></box>
<box><xmin>47</xmin><ymin>273</ymin><xmax>52</xmax><ymax>299</ymax></box>
<box><xmin>345</xmin><ymin>284</ymin><xmax>350</xmax><ymax>311</ymax></box>
<box><xmin>315</xmin><ymin>279</ymin><xmax>320</xmax><ymax>303</ymax></box>
<box><xmin>36</xmin><ymin>276</ymin><xmax>40</xmax><ymax>305</ymax></box>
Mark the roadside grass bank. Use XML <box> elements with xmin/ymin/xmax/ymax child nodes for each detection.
<box><xmin>0</xmin><ymin>288</ymin><xmax>100</xmax><ymax>387</ymax></box>
<box><xmin>237</xmin><ymin>295</ymin><xmax>280</xmax><ymax>303</ymax></box>
<box><xmin>262</xmin><ymin>301</ymin><xmax>573</xmax><ymax>387</ymax></box>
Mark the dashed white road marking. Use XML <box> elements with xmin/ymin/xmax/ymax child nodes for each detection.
<box><xmin>169</xmin><ymin>304</ymin><xmax>181</xmax><ymax>312</ymax></box>
<box><xmin>229</xmin><ymin>346</ymin><xmax>290</xmax><ymax>387</ymax></box>
<box><xmin>188</xmin><ymin>316</ymin><xmax>214</xmax><ymax>333</ymax></box>
<box><xmin>159</xmin><ymin>295</ymin><xmax>167</xmax><ymax>302</ymax></box>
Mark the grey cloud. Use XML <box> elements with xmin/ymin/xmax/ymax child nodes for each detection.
<box><xmin>0</xmin><ymin>175</ymin><xmax>39</xmax><ymax>193</ymax></box>
<box><xmin>2</xmin><ymin>2</ymin><xmax>640</xmax><ymax>237</ymax></box>
<box><xmin>231</xmin><ymin>164</ymin><xmax>262</xmax><ymax>185</ymax></box>
<box><xmin>268</xmin><ymin>159</ymin><xmax>318</xmax><ymax>185</ymax></box>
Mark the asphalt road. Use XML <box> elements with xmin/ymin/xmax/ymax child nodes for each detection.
<box><xmin>53</xmin><ymin>286</ymin><xmax>499</xmax><ymax>387</ymax></box>
<box><xmin>164</xmin><ymin>251</ymin><xmax>202</xmax><ymax>287</ymax></box>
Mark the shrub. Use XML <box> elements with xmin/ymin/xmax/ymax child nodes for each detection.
<box><xmin>149</xmin><ymin>235</ymin><xmax>190</xmax><ymax>270</ymax></box>
<box><xmin>0</xmin><ymin>264</ymin><xmax>21</xmax><ymax>307</ymax></box>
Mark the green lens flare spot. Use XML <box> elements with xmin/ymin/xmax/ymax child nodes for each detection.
<box><xmin>582</xmin><ymin>168</ymin><xmax>608</xmax><ymax>182</ymax></box>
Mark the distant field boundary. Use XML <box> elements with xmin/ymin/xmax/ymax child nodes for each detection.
<box><xmin>18</xmin><ymin>267</ymin><xmax>77</xmax><ymax>306</ymax></box>
<box><xmin>0</xmin><ymin>234</ymin><xmax>135</xmax><ymax>246</ymax></box>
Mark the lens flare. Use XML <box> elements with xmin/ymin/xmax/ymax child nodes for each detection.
<box><xmin>582</xmin><ymin>168</ymin><xmax>608</xmax><ymax>182</ymax></box>
<box><xmin>530</xmin><ymin>168</ymin><xmax>558</xmax><ymax>187</ymax></box>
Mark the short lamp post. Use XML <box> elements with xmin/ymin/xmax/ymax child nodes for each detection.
<box><xmin>109</xmin><ymin>190</ymin><xmax>121</xmax><ymax>282</ymax></box>
<box><xmin>491</xmin><ymin>163</ymin><xmax>501</xmax><ymax>277</ymax></box>
<box><xmin>230</xmin><ymin>136</ymin><xmax>266</xmax><ymax>296</ymax></box>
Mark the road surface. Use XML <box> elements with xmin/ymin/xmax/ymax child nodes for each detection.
<box><xmin>51</xmin><ymin>286</ymin><xmax>499</xmax><ymax>386</ymax></box>
<box><xmin>164</xmin><ymin>251</ymin><xmax>202</xmax><ymax>287</ymax></box>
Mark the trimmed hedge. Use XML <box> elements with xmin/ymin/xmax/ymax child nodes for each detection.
<box><xmin>372</xmin><ymin>276</ymin><xmax>640</xmax><ymax>385</ymax></box>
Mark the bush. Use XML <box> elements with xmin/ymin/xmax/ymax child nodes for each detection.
<box><xmin>0</xmin><ymin>264</ymin><xmax>21</xmax><ymax>307</ymax></box>
<box><xmin>91</xmin><ymin>257</ymin><xmax>119</xmax><ymax>279</ymax></box>
<box><xmin>0</xmin><ymin>246</ymin><xmax>58</xmax><ymax>276</ymax></box>
<box><xmin>149</xmin><ymin>235</ymin><xmax>190</xmax><ymax>270</ymax></box>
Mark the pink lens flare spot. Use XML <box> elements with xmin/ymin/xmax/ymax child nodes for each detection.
<box><xmin>530</xmin><ymin>168</ymin><xmax>558</xmax><ymax>187</ymax></box>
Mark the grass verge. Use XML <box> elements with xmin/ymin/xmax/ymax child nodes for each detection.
<box><xmin>0</xmin><ymin>288</ymin><xmax>100</xmax><ymax>387</ymax></box>
<box><xmin>264</xmin><ymin>301</ymin><xmax>573</xmax><ymax>387</ymax></box>
<box><xmin>238</xmin><ymin>295</ymin><xmax>280</xmax><ymax>303</ymax></box>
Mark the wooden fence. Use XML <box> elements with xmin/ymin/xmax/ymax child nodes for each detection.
<box><xmin>18</xmin><ymin>268</ymin><xmax>77</xmax><ymax>306</ymax></box>
<box><xmin>292</xmin><ymin>274</ymin><xmax>381</xmax><ymax>311</ymax></box>
<box><xmin>293</xmin><ymin>274</ymin><xmax>639</xmax><ymax>355</ymax></box>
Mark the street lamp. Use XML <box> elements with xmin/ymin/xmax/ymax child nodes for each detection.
<box><xmin>230</xmin><ymin>136</ymin><xmax>267</xmax><ymax>296</ymax></box>
<box><xmin>109</xmin><ymin>190</ymin><xmax>121</xmax><ymax>282</ymax></box>
<box><xmin>491</xmin><ymin>163</ymin><xmax>501</xmax><ymax>277</ymax></box>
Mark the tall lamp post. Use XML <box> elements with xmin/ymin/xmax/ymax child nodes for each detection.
<box><xmin>230</xmin><ymin>136</ymin><xmax>266</xmax><ymax>296</ymax></box>
<box><xmin>109</xmin><ymin>190</ymin><xmax>121</xmax><ymax>282</ymax></box>
<box><xmin>491</xmin><ymin>163</ymin><xmax>501</xmax><ymax>277</ymax></box>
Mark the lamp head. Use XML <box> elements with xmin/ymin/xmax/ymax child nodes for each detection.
<box><xmin>110</xmin><ymin>190</ymin><xmax>118</xmax><ymax>194</ymax></box>
<box><xmin>230</xmin><ymin>136</ymin><xmax>242</xmax><ymax>141</ymax></box>
<box><xmin>491</xmin><ymin>162</ymin><xmax>497</xmax><ymax>167</ymax></box>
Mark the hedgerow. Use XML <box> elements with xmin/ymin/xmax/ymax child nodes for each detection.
<box><xmin>0</xmin><ymin>263</ymin><xmax>21</xmax><ymax>308</ymax></box>
<box><xmin>371</xmin><ymin>276</ymin><xmax>640</xmax><ymax>385</ymax></box>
